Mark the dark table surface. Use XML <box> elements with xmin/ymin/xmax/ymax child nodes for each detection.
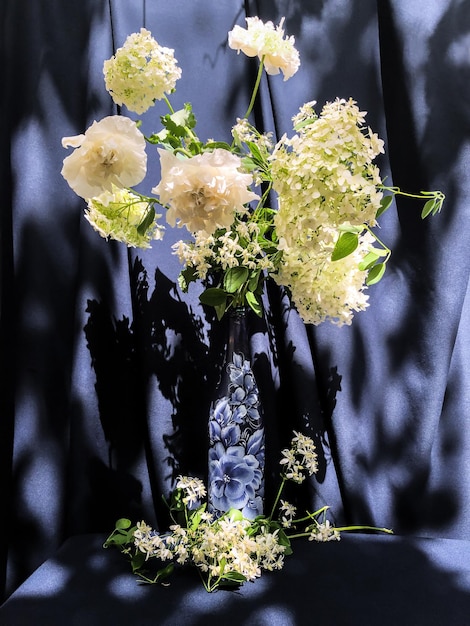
<box><xmin>1</xmin><ymin>532</ymin><xmax>470</xmax><ymax>625</ymax></box>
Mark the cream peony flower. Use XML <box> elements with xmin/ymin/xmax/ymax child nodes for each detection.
<box><xmin>153</xmin><ymin>148</ymin><xmax>259</xmax><ymax>234</ymax></box>
<box><xmin>61</xmin><ymin>116</ymin><xmax>147</xmax><ymax>199</ymax></box>
<box><xmin>103</xmin><ymin>28</ymin><xmax>181</xmax><ymax>114</ymax></box>
<box><xmin>228</xmin><ymin>17</ymin><xmax>300</xmax><ymax>80</ymax></box>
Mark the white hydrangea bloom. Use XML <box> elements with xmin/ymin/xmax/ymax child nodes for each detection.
<box><xmin>153</xmin><ymin>148</ymin><xmax>259</xmax><ymax>234</ymax></box>
<box><xmin>271</xmin><ymin>98</ymin><xmax>384</xmax><ymax>232</ymax></box>
<box><xmin>274</xmin><ymin>227</ymin><xmax>374</xmax><ymax>326</ymax></box>
<box><xmin>270</xmin><ymin>98</ymin><xmax>385</xmax><ymax>326</ymax></box>
<box><xmin>103</xmin><ymin>28</ymin><xmax>181</xmax><ymax>114</ymax></box>
<box><xmin>85</xmin><ymin>186</ymin><xmax>164</xmax><ymax>248</ymax></box>
<box><xmin>61</xmin><ymin>115</ymin><xmax>147</xmax><ymax>199</ymax></box>
<box><xmin>228</xmin><ymin>17</ymin><xmax>300</xmax><ymax>80</ymax></box>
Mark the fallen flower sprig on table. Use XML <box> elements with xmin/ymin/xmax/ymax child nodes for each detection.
<box><xmin>104</xmin><ymin>431</ymin><xmax>392</xmax><ymax>592</ymax></box>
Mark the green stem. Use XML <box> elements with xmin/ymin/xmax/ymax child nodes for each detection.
<box><xmin>380</xmin><ymin>185</ymin><xmax>444</xmax><ymax>203</ymax></box>
<box><xmin>163</xmin><ymin>95</ymin><xmax>175</xmax><ymax>114</ymax></box>
<box><xmin>172</xmin><ymin>147</ymin><xmax>195</xmax><ymax>159</ymax></box>
<box><xmin>335</xmin><ymin>525</ymin><xmax>394</xmax><ymax>534</ymax></box>
<box><xmin>252</xmin><ymin>183</ymin><xmax>273</xmax><ymax>220</ymax></box>
<box><xmin>268</xmin><ymin>476</ymin><xmax>287</xmax><ymax>521</ymax></box>
<box><xmin>242</xmin><ymin>57</ymin><xmax>265</xmax><ymax>120</ymax></box>
<box><xmin>364</xmin><ymin>225</ymin><xmax>392</xmax><ymax>263</ymax></box>
<box><xmin>291</xmin><ymin>505</ymin><xmax>330</xmax><ymax>525</ymax></box>
<box><xmin>287</xmin><ymin>525</ymin><xmax>393</xmax><ymax>540</ymax></box>
<box><xmin>286</xmin><ymin>532</ymin><xmax>311</xmax><ymax>540</ymax></box>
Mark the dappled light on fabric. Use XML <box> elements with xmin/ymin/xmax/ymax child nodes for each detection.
<box><xmin>1</xmin><ymin>0</ymin><xmax>469</xmax><ymax>613</ymax></box>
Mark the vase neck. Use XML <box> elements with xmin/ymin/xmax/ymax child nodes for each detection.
<box><xmin>226</xmin><ymin>306</ymin><xmax>249</xmax><ymax>361</ymax></box>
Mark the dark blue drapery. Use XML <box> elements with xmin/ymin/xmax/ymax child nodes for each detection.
<box><xmin>1</xmin><ymin>0</ymin><xmax>469</xmax><ymax>605</ymax></box>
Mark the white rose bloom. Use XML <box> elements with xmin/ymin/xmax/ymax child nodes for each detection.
<box><xmin>61</xmin><ymin>115</ymin><xmax>147</xmax><ymax>199</ymax></box>
<box><xmin>228</xmin><ymin>17</ymin><xmax>300</xmax><ymax>80</ymax></box>
<box><xmin>153</xmin><ymin>148</ymin><xmax>259</xmax><ymax>234</ymax></box>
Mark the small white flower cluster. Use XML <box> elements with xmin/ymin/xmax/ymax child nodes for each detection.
<box><xmin>232</xmin><ymin>117</ymin><xmax>274</xmax><ymax>151</ymax></box>
<box><xmin>172</xmin><ymin>219</ymin><xmax>275</xmax><ymax>280</ymax></box>
<box><xmin>133</xmin><ymin>514</ymin><xmax>285</xmax><ymax>587</ymax></box>
<box><xmin>308</xmin><ymin>519</ymin><xmax>341</xmax><ymax>543</ymax></box>
<box><xmin>279</xmin><ymin>500</ymin><xmax>297</xmax><ymax>528</ymax></box>
<box><xmin>280</xmin><ymin>431</ymin><xmax>318</xmax><ymax>483</ymax></box>
<box><xmin>103</xmin><ymin>28</ymin><xmax>182</xmax><ymax>114</ymax></box>
<box><xmin>271</xmin><ymin>98</ymin><xmax>385</xmax><ymax>326</ymax></box>
<box><xmin>85</xmin><ymin>187</ymin><xmax>164</xmax><ymax>248</ymax></box>
<box><xmin>175</xmin><ymin>475</ymin><xmax>206</xmax><ymax>508</ymax></box>
<box><xmin>229</xmin><ymin>17</ymin><xmax>300</xmax><ymax>80</ymax></box>
<box><xmin>194</xmin><ymin>517</ymin><xmax>285</xmax><ymax>580</ymax></box>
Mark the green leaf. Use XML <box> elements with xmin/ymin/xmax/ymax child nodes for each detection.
<box><xmin>366</xmin><ymin>262</ymin><xmax>386</xmax><ymax>285</ymax></box>
<box><xmin>130</xmin><ymin>550</ymin><xmax>146</xmax><ymax>573</ymax></box>
<box><xmin>116</xmin><ymin>518</ymin><xmax>132</xmax><ymax>530</ymax></box>
<box><xmin>226</xmin><ymin>508</ymin><xmax>244</xmax><ymax>521</ymax></box>
<box><xmin>337</xmin><ymin>223</ymin><xmax>363</xmax><ymax>234</ymax></box>
<box><xmin>146</xmin><ymin>131</ymin><xmax>167</xmax><ymax>144</ymax></box>
<box><xmin>376</xmin><ymin>194</ymin><xmax>394</xmax><ymax>218</ymax></box>
<box><xmin>214</xmin><ymin>301</ymin><xmax>227</xmax><ymax>321</ymax></box>
<box><xmin>223</xmin><ymin>267</ymin><xmax>249</xmax><ymax>293</ymax></box>
<box><xmin>293</xmin><ymin>116</ymin><xmax>317</xmax><ymax>131</ymax></box>
<box><xmin>178</xmin><ymin>266</ymin><xmax>198</xmax><ymax>293</ymax></box>
<box><xmin>189</xmin><ymin>503</ymin><xmax>207</xmax><ymax>530</ymax></box>
<box><xmin>245</xmin><ymin>291</ymin><xmax>263</xmax><ymax>317</ymax></box>
<box><xmin>241</xmin><ymin>156</ymin><xmax>257</xmax><ymax>172</ymax></box>
<box><xmin>199</xmin><ymin>287</ymin><xmax>227</xmax><ymax>306</ymax></box>
<box><xmin>358</xmin><ymin>251</ymin><xmax>381</xmax><ymax>271</ymax></box>
<box><xmin>169</xmin><ymin>487</ymin><xmax>186</xmax><ymax>512</ymax></box>
<box><xmin>155</xmin><ymin>562</ymin><xmax>175</xmax><ymax>582</ymax></box>
<box><xmin>154</xmin><ymin>103</ymin><xmax>199</xmax><ymax>150</ymax></box>
<box><xmin>221</xmin><ymin>571</ymin><xmax>247</xmax><ymax>583</ymax></box>
<box><xmin>421</xmin><ymin>199</ymin><xmax>436</xmax><ymax>219</ymax></box>
<box><xmin>162</xmin><ymin>103</ymin><xmax>196</xmax><ymax>136</ymax></box>
<box><xmin>276</xmin><ymin>529</ymin><xmax>293</xmax><ymax>555</ymax></box>
<box><xmin>137</xmin><ymin>206</ymin><xmax>155</xmax><ymax>236</ymax></box>
<box><xmin>110</xmin><ymin>533</ymin><xmax>132</xmax><ymax>546</ymax></box>
<box><xmin>246</xmin><ymin>141</ymin><xmax>264</xmax><ymax>164</ymax></box>
<box><xmin>247</xmin><ymin>270</ymin><xmax>262</xmax><ymax>292</ymax></box>
<box><xmin>331</xmin><ymin>232</ymin><xmax>359</xmax><ymax>261</ymax></box>
<box><xmin>204</xmin><ymin>141</ymin><xmax>233</xmax><ymax>151</ymax></box>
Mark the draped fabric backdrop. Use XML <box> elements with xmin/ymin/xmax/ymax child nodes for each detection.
<box><xmin>1</xmin><ymin>0</ymin><xmax>469</xmax><ymax>602</ymax></box>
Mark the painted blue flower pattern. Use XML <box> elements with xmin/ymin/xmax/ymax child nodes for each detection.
<box><xmin>208</xmin><ymin>351</ymin><xmax>265</xmax><ymax>520</ymax></box>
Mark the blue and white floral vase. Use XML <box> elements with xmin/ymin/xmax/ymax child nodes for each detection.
<box><xmin>208</xmin><ymin>307</ymin><xmax>265</xmax><ymax>520</ymax></box>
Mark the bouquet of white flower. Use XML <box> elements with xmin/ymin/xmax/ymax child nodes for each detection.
<box><xmin>61</xmin><ymin>16</ymin><xmax>443</xmax><ymax>325</ymax></box>
<box><xmin>60</xmin><ymin>15</ymin><xmax>442</xmax><ymax>593</ymax></box>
